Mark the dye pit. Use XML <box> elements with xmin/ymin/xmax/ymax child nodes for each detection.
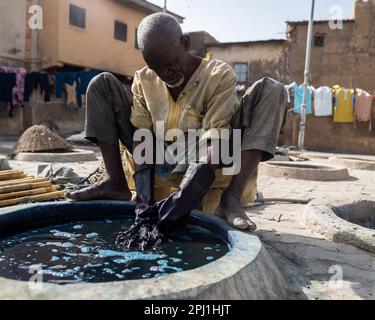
<box><xmin>0</xmin><ymin>218</ymin><xmax>229</xmax><ymax>285</ymax></box>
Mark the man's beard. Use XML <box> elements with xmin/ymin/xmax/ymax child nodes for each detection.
<box><xmin>166</xmin><ymin>76</ymin><xmax>185</xmax><ymax>89</ymax></box>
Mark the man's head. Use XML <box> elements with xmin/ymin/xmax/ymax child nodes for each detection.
<box><xmin>138</xmin><ymin>13</ymin><xmax>190</xmax><ymax>88</ymax></box>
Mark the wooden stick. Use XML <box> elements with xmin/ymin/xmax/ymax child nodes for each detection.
<box><xmin>0</xmin><ymin>185</ymin><xmax>60</xmax><ymax>201</ymax></box>
<box><xmin>0</xmin><ymin>171</ymin><xmax>25</xmax><ymax>181</ymax></box>
<box><xmin>0</xmin><ymin>177</ymin><xmax>49</xmax><ymax>188</ymax></box>
<box><xmin>0</xmin><ymin>170</ymin><xmax>21</xmax><ymax>176</ymax></box>
<box><xmin>0</xmin><ymin>191</ymin><xmax>66</xmax><ymax>208</ymax></box>
<box><xmin>0</xmin><ymin>181</ymin><xmax>52</xmax><ymax>194</ymax></box>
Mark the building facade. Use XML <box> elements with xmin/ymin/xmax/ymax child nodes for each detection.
<box><xmin>207</xmin><ymin>40</ymin><xmax>288</xmax><ymax>87</ymax></box>
<box><xmin>0</xmin><ymin>0</ymin><xmax>183</xmax><ymax>77</ymax></box>
<box><xmin>207</xmin><ymin>0</ymin><xmax>374</xmax><ymax>92</ymax></box>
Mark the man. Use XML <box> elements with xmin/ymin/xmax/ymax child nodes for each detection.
<box><xmin>66</xmin><ymin>13</ymin><xmax>287</xmax><ymax>232</ymax></box>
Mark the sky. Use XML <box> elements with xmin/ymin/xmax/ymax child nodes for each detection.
<box><xmin>148</xmin><ymin>0</ymin><xmax>357</xmax><ymax>42</ymax></box>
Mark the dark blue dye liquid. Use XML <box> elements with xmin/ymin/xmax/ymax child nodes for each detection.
<box><xmin>0</xmin><ymin>218</ymin><xmax>229</xmax><ymax>284</ymax></box>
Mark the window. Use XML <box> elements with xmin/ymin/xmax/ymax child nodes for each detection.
<box><xmin>135</xmin><ymin>28</ymin><xmax>140</xmax><ymax>49</ymax></box>
<box><xmin>314</xmin><ymin>34</ymin><xmax>325</xmax><ymax>47</ymax></box>
<box><xmin>234</xmin><ymin>63</ymin><xmax>248</xmax><ymax>82</ymax></box>
<box><xmin>69</xmin><ymin>4</ymin><xmax>86</xmax><ymax>29</ymax></box>
<box><xmin>114</xmin><ymin>21</ymin><xmax>128</xmax><ymax>42</ymax></box>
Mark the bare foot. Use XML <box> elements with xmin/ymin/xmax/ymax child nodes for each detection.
<box><xmin>65</xmin><ymin>177</ymin><xmax>132</xmax><ymax>201</ymax></box>
<box><xmin>216</xmin><ymin>193</ymin><xmax>257</xmax><ymax>231</ymax></box>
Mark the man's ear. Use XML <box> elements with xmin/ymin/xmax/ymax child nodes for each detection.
<box><xmin>182</xmin><ymin>34</ymin><xmax>191</xmax><ymax>51</ymax></box>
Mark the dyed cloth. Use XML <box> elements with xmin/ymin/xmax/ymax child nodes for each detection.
<box><xmin>313</xmin><ymin>86</ymin><xmax>333</xmax><ymax>116</ymax></box>
<box><xmin>56</xmin><ymin>72</ymin><xmax>80</xmax><ymax>98</ymax></box>
<box><xmin>0</xmin><ymin>73</ymin><xmax>16</xmax><ymax>116</ymax></box>
<box><xmin>0</xmin><ymin>66</ymin><xmax>26</xmax><ymax>108</ymax></box>
<box><xmin>83</xmin><ymin>71</ymin><xmax>287</xmax><ymax>213</ymax></box>
<box><xmin>56</xmin><ymin>71</ymin><xmax>100</xmax><ymax>108</ymax></box>
<box><xmin>23</xmin><ymin>72</ymin><xmax>50</xmax><ymax>102</ymax></box>
<box><xmin>333</xmin><ymin>85</ymin><xmax>354</xmax><ymax>123</ymax></box>
<box><xmin>355</xmin><ymin>89</ymin><xmax>373</xmax><ymax>122</ymax></box>
<box><xmin>288</xmin><ymin>83</ymin><xmax>313</xmax><ymax>114</ymax></box>
<box><xmin>65</xmin><ymin>82</ymin><xmax>78</xmax><ymax>106</ymax></box>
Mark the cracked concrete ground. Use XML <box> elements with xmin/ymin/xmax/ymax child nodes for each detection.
<box><xmin>2</xmin><ymin>140</ymin><xmax>375</xmax><ymax>300</ymax></box>
<box><xmin>250</xmin><ymin>156</ymin><xmax>375</xmax><ymax>300</ymax></box>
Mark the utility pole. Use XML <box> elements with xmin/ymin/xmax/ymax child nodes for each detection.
<box><xmin>163</xmin><ymin>0</ymin><xmax>167</xmax><ymax>13</ymax></box>
<box><xmin>298</xmin><ymin>0</ymin><xmax>315</xmax><ymax>150</ymax></box>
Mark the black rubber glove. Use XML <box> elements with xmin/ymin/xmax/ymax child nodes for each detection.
<box><xmin>156</xmin><ymin>163</ymin><xmax>216</xmax><ymax>226</ymax></box>
<box><xmin>133</xmin><ymin>166</ymin><xmax>156</xmax><ymax>224</ymax></box>
<box><xmin>116</xmin><ymin>166</ymin><xmax>163</xmax><ymax>251</ymax></box>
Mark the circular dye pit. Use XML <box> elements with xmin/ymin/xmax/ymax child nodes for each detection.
<box><xmin>0</xmin><ymin>201</ymin><xmax>287</xmax><ymax>300</ymax></box>
<box><xmin>14</xmin><ymin>149</ymin><xmax>97</xmax><ymax>163</ymax></box>
<box><xmin>328</xmin><ymin>156</ymin><xmax>375</xmax><ymax>171</ymax></box>
<box><xmin>259</xmin><ymin>161</ymin><xmax>350</xmax><ymax>181</ymax></box>
<box><xmin>304</xmin><ymin>199</ymin><xmax>375</xmax><ymax>253</ymax></box>
<box><xmin>0</xmin><ymin>218</ymin><xmax>228</xmax><ymax>284</ymax></box>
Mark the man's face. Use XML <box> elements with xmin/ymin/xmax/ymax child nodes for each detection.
<box><xmin>143</xmin><ymin>37</ymin><xmax>189</xmax><ymax>88</ymax></box>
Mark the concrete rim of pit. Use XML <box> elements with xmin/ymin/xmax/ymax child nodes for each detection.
<box><xmin>328</xmin><ymin>156</ymin><xmax>375</xmax><ymax>171</ymax></box>
<box><xmin>0</xmin><ymin>201</ymin><xmax>287</xmax><ymax>300</ymax></box>
<box><xmin>303</xmin><ymin>199</ymin><xmax>375</xmax><ymax>253</ymax></box>
<box><xmin>13</xmin><ymin>149</ymin><xmax>97</xmax><ymax>163</ymax></box>
<box><xmin>259</xmin><ymin>161</ymin><xmax>350</xmax><ymax>181</ymax></box>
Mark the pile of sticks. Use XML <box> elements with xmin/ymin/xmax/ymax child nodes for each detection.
<box><xmin>0</xmin><ymin>170</ymin><xmax>65</xmax><ymax>208</ymax></box>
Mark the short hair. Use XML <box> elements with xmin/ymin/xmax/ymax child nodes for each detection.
<box><xmin>138</xmin><ymin>13</ymin><xmax>183</xmax><ymax>53</ymax></box>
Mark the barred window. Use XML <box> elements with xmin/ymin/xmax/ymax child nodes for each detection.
<box><xmin>234</xmin><ymin>63</ymin><xmax>248</xmax><ymax>82</ymax></box>
<box><xmin>69</xmin><ymin>4</ymin><xmax>86</xmax><ymax>29</ymax></box>
<box><xmin>314</xmin><ymin>34</ymin><xmax>325</xmax><ymax>47</ymax></box>
<box><xmin>114</xmin><ymin>21</ymin><xmax>128</xmax><ymax>42</ymax></box>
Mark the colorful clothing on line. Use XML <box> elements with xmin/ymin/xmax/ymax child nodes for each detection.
<box><xmin>0</xmin><ymin>66</ymin><xmax>26</xmax><ymax>108</ymax></box>
<box><xmin>313</xmin><ymin>86</ymin><xmax>333</xmax><ymax>116</ymax></box>
<box><xmin>289</xmin><ymin>83</ymin><xmax>313</xmax><ymax>114</ymax></box>
<box><xmin>355</xmin><ymin>89</ymin><xmax>373</xmax><ymax>123</ymax></box>
<box><xmin>0</xmin><ymin>73</ymin><xmax>17</xmax><ymax>116</ymax></box>
<box><xmin>56</xmin><ymin>71</ymin><xmax>100</xmax><ymax>108</ymax></box>
<box><xmin>333</xmin><ymin>85</ymin><xmax>354</xmax><ymax>123</ymax></box>
<box><xmin>23</xmin><ymin>72</ymin><xmax>50</xmax><ymax>102</ymax></box>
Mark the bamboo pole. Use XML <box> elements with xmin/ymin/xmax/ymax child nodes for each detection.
<box><xmin>0</xmin><ymin>181</ymin><xmax>52</xmax><ymax>194</ymax></box>
<box><xmin>0</xmin><ymin>190</ymin><xmax>66</xmax><ymax>208</ymax></box>
<box><xmin>0</xmin><ymin>177</ymin><xmax>49</xmax><ymax>188</ymax></box>
<box><xmin>0</xmin><ymin>171</ymin><xmax>25</xmax><ymax>181</ymax></box>
<box><xmin>0</xmin><ymin>170</ymin><xmax>20</xmax><ymax>176</ymax></box>
<box><xmin>0</xmin><ymin>185</ymin><xmax>60</xmax><ymax>201</ymax></box>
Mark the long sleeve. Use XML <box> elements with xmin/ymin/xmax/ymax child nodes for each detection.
<box><xmin>130</xmin><ymin>72</ymin><xmax>153</xmax><ymax>130</ymax></box>
<box><xmin>200</xmin><ymin>66</ymin><xmax>239</xmax><ymax>142</ymax></box>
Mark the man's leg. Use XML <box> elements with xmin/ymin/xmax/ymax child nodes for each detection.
<box><xmin>217</xmin><ymin>78</ymin><xmax>288</xmax><ymax>231</ymax></box>
<box><xmin>66</xmin><ymin>73</ymin><xmax>134</xmax><ymax>201</ymax></box>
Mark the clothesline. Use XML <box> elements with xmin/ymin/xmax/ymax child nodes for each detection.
<box><xmin>285</xmin><ymin>82</ymin><xmax>374</xmax><ymax>131</ymax></box>
<box><xmin>0</xmin><ymin>67</ymin><xmax>100</xmax><ymax>117</ymax></box>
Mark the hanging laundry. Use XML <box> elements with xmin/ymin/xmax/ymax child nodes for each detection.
<box><xmin>56</xmin><ymin>70</ymin><xmax>99</xmax><ymax>108</ymax></box>
<box><xmin>333</xmin><ymin>85</ymin><xmax>354</xmax><ymax>123</ymax></box>
<box><xmin>284</xmin><ymin>85</ymin><xmax>291</xmax><ymax>104</ymax></box>
<box><xmin>78</xmin><ymin>70</ymin><xmax>100</xmax><ymax>97</ymax></box>
<box><xmin>289</xmin><ymin>83</ymin><xmax>313</xmax><ymax>114</ymax></box>
<box><xmin>354</xmin><ymin>89</ymin><xmax>373</xmax><ymax>131</ymax></box>
<box><xmin>64</xmin><ymin>82</ymin><xmax>78</xmax><ymax>107</ymax></box>
<box><xmin>56</xmin><ymin>72</ymin><xmax>79</xmax><ymax>98</ymax></box>
<box><xmin>0</xmin><ymin>73</ymin><xmax>17</xmax><ymax>116</ymax></box>
<box><xmin>23</xmin><ymin>72</ymin><xmax>50</xmax><ymax>102</ymax></box>
<box><xmin>0</xmin><ymin>66</ymin><xmax>26</xmax><ymax>108</ymax></box>
<box><xmin>313</xmin><ymin>86</ymin><xmax>333</xmax><ymax>116</ymax></box>
<box><xmin>355</xmin><ymin>89</ymin><xmax>373</xmax><ymax>122</ymax></box>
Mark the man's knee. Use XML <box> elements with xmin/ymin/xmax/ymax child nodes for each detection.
<box><xmin>87</xmin><ymin>72</ymin><xmax>118</xmax><ymax>95</ymax></box>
